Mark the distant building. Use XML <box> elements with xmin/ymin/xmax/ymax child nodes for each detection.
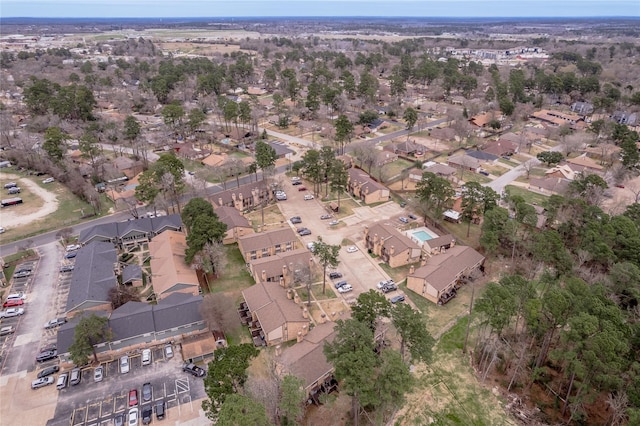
<box><xmin>347</xmin><ymin>168</ymin><xmax>390</xmax><ymax>204</ymax></box>
<box><xmin>363</xmin><ymin>222</ymin><xmax>422</xmax><ymax>268</ymax></box>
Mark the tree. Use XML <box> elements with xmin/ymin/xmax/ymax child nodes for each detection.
<box><xmin>68</xmin><ymin>313</ymin><xmax>112</xmax><ymax>366</ymax></box>
<box><xmin>351</xmin><ymin>290</ymin><xmax>390</xmax><ymax>331</ymax></box>
<box><xmin>162</xmin><ymin>102</ymin><xmax>185</xmax><ymax>135</ymax></box>
<box><xmin>255</xmin><ymin>140</ymin><xmax>277</xmax><ymax>179</ymax></box>
<box><xmin>43</xmin><ymin>126</ymin><xmax>68</xmax><ymax>163</ymax></box>
<box><xmin>203</xmin><ymin>344</ymin><xmax>260</xmax><ymax>421</ymax></box>
<box><xmin>415</xmin><ymin>172</ymin><xmax>454</xmax><ymax>224</ymax></box>
<box><xmin>181</xmin><ymin>197</ymin><xmax>215</xmax><ymax>232</ymax></box>
<box><xmin>108</xmin><ymin>285</ymin><xmax>139</xmax><ymax>309</ymax></box>
<box><xmin>334</xmin><ymin>114</ymin><xmax>354</xmax><ymax>155</ymax></box>
<box><xmin>461</xmin><ymin>182</ymin><xmax>498</xmax><ymax>237</ymax></box>
<box><xmin>123</xmin><ymin>115</ymin><xmax>141</xmax><ymax>156</ymax></box>
<box><xmin>78</xmin><ymin>131</ymin><xmax>101</xmax><ymax>176</ymax></box>
<box><xmin>403</xmin><ymin>107</ymin><xmax>418</xmax><ymax>140</ymax></box>
<box><xmin>324</xmin><ymin>319</ymin><xmax>378</xmax><ymax>426</ymax></box>
<box><xmin>329</xmin><ymin>159</ymin><xmax>349</xmax><ymax>210</ymax></box>
<box><xmin>278</xmin><ymin>375</ymin><xmax>305</xmax><ymax>425</ymax></box>
<box><xmin>185</xmin><ymin>214</ymin><xmax>227</xmax><ymax>263</ymax></box>
<box><xmin>217</xmin><ymin>394</ymin><xmax>271</xmax><ymax>426</ymax></box>
<box><xmin>187</xmin><ymin>108</ymin><xmax>207</xmax><ymax>135</ymax></box>
<box><xmin>313</xmin><ymin>238</ymin><xmax>341</xmax><ymax>296</ymax></box>
<box><xmin>569</xmin><ymin>173</ymin><xmax>609</xmax><ymax>205</ymax></box>
<box><xmin>391</xmin><ymin>303</ymin><xmax>435</xmax><ymax>364</ymax></box>
<box><xmin>536</xmin><ymin>151</ymin><xmax>564</xmax><ymax>166</ymax></box>
<box><xmin>199</xmin><ymin>292</ymin><xmax>241</xmax><ymax>335</ymax></box>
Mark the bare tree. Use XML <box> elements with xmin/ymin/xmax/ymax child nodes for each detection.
<box><xmin>198</xmin><ymin>293</ymin><xmax>241</xmax><ymax>336</ymax></box>
<box><xmin>55</xmin><ymin>227</ymin><xmax>74</xmax><ymax>245</ymax></box>
<box><xmin>245</xmin><ymin>352</ymin><xmax>280</xmax><ymax>423</ymax></box>
<box><xmin>108</xmin><ymin>285</ymin><xmax>140</xmax><ymax>309</ymax></box>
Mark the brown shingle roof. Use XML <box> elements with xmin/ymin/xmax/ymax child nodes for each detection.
<box><xmin>148</xmin><ymin>230</ymin><xmax>199</xmax><ymax>299</ymax></box>
<box><xmin>410</xmin><ymin>246</ymin><xmax>484</xmax><ymax>291</ymax></box>
<box><xmin>238</xmin><ymin>227</ymin><xmax>298</xmax><ymax>256</ymax></box>
<box><xmin>242</xmin><ymin>282</ymin><xmax>307</xmax><ymax>334</ymax></box>
<box><xmin>249</xmin><ymin>248</ymin><xmax>313</xmax><ymax>281</ymax></box>
<box><xmin>214</xmin><ymin>205</ymin><xmax>251</xmax><ymax>229</ymax></box>
<box><xmin>368</xmin><ymin>222</ymin><xmax>420</xmax><ymax>253</ymax></box>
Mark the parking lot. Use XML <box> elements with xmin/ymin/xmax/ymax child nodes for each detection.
<box><xmin>0</xmin><ymin>260</ymin><xmax>36</xmax><ymax>360</ymax></box>
<box><xmin>50</xmin><ymin>349</ymin><xmax>206</xmax><ymax>426</ymax></box>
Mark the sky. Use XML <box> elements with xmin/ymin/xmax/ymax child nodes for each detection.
<box><xmin>1</xmin><ymin>0</ymin><xmax>639</xmax><ymax>18</ymax></box>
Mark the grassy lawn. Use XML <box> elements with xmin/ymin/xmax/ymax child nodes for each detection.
<box><xmin>382</xmin><ymin>158</ymin><xmax>414</xmax><ymax>178</ymax></box>
<box><xmin>461</xmin><ymin>173</ymin><xmax>492</xmax><ymax>185</ymax></box>
<box><xmin>380</xmin><ymin>262</ymin><xmax>418</xmax><ymax>283</ymax></box>
<box><xmin>439</xmin><ymin>220</ymin><xmax>482</xmax><ymax>248</ymax></box>
<box><xmin>1</xmin><ymin>249</ymin><xmax>38</xmax><ymax>282</ymax></box>
<box><xmin>498</xmin><ymin>158</ymin><xmax>519</xmax><ymax>168</ymax></box>
<box><xmin>323</xmin><ymin>197</ymin><xmax>360</xmax><ymax>219</ymax></box>
<box><xmin>297</xmin><ymin>283</ymin><xmax>338</xmax><ymax>302</ymax></box>
<box><xmin>483</xmin><ymin>164</ymin><xmax>510</xmax><ymax>176</ymax></box>
<box><xmin>246</xmin><ymin>204</ymin><xmax>287</xmax><ymax>231</ymax></box>
<box><xmin>504</xmin><ymin>185</ymin><xmax>549</xmax><ymax>206</ymax></box>
<box><xmin>207</xmin><ymin>245</ymin><xmax>254</xmax><ymax>294</ymax></box>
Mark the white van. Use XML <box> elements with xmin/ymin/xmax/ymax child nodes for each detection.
<box><xmin>141</xmin><ymin>349</ymin><xmax>151</xmax><ymax>366</ymax></box>
<box><xmin>56</xmin><ymin>372</ymin><xmax>68</xmax><ymax>390</ymax></box>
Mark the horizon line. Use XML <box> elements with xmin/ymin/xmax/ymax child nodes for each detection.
<box><xmin>2</xmin><ymin>15</ymin><xmax>639</xmax><ymax>19</ymax></box>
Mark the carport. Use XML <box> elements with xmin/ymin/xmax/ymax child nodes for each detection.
<box><xmin>180</xmin><ymin>331</ymin><xmax>221</xmax><ymax>363</ymax></box>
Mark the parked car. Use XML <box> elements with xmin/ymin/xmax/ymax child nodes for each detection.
<box><xmin>338</xmin><ymin>284</ymin><xmax>353</xmax><ymax>293</ymax></box>
<box><xmin>329</xmin><ymin>272</ymin><xmax>343</xmax><ymax>279</ymax></box>
<box><xmin>320</xmin><ymin>214</ymin><xmax>332</xmax><ymax>220</ymax></box>
<box><xmin>479</xmin><ymin>170</ymin><xmax>490</xmax><ymax>176</ymax></box>
<box><xmin>70</xmin><ymin>367</ymin><xmax>81</xmax><ymax>386</ymax></box>
<box><xmin>94</xmin><ymin>366</ymin><xmax>103</xmax><ymax>382</ymax></box>
<box><xmin>129</xmin><ymin>388</ymin><xmax>139</xmax><ymax>407</ymax></box>
<box><xmin>60</xmin><ymin>265</ymin><xmax>74</xmax><ymax>273</ymax></box>
<box><xmin>44</xmin><ymin>317</ymin><xmax>67</xmax><ymax>329</ymax></box>
<box><xmin>346</xmin><ymin>246</ymin><xmax>358</xmax><ymax>253</ymax></box>
<box><xmin>304</xmin><ymin>194</ymin><xmax>314</xmax><ymax>200</ymax></box>
<box><xmin>6</xmin><ymin>292</ymin><xmax>26</xmax><ymax>301</ymax></box>
<box><xmin>0</xmin><ymin>227</ymin><xmax>5</xmax><ymax>233</ymax></box>
<box><xmin>36</xmin><ymin>349</ymin><xmax>58</xmax><ymax>362</ymax></box>
<box><xmin>382</xmin><ymin>283</ymin><xmax>398</xmax><ymax>293</ymax></box>
<box><xmin>334</xmin><ymin>280</ymin><xmax>348</xmax><ymax>289</ymax></box>
<box><xmin>1</xmin><ymin>308</ymin><xmax>25</xmax><ymax>318</ymax></box>
<box><xmin>297</xmin><ymin>186</ymin><xmax>307</xmax><ymax>191</ymax></box>
<box><xmin>164</xmin><ymin>345</ymin><xmax>173</xmax><ymax>359</ymax></box>
<box><xmin>329</xmin><ymin>220</ymin><xmax>339</xmax><ymax>226</ymax></box>
<box><xmin>297</xmin><ymin>228</ymin><xmax>312</xmax><ymax>236</ymax></box>
<box><xmin>290</xmin><ymin>216</ymin><xmax>302</xmax><ymax>224</ymax></box>
<box><xmin>37</xmin><ymin>365</ymin><xmax>60</xmax><ymax>378</ymax></box>
<box><xmin>155</xmin><ymin>400</ymin><xmax>166</xmax><ymax>420</ymax></box>
<box><xmin>183</xmin><ymin>363</ymin><xmax>206</xmax><ymax>377</ymax></box>
<box><xmin>3</xmin><ymin>182</ymin><xmax>17</xmax><ymax>189</ymax></box>
<box><xmin>141</xmin><ymin>405</ymin><xmax>153</xmax><ymax>425</ymax></box>
<box><xmin>307</xmin><ymin>242</ymin><xmax>316</xmax><ymax>252</ymax></box>
<box><xmin>291</xmin><ymin>180</ymin><xmax>302</xmax><ymax>186</ymax></box>
<box><xmin>31</xmin><ymin>376</ymin><xmax>55</xmax><ymax>389</ymax></box>
<box><xmin>408</xmin><ymin>214</ymin><xmax>417</xmax><ymax>220</ymax></box>
<box><xmin>64</xmin><ymin>252</ymin><xmax>77</xmax><ymax>259</ymax></box>
<box><xmin>141</xmin><ymin>349</ymin><xmax>152</xmax><ymax>366</ymax></box>
<box><xmin>128</xmin><ymin>407</ymin><xmax>139</xmax><ymax>426</ymax></box>
<box><xmin>13</xmin><ymin>270</ymin><xmax>31</xmax><ymax>278</ymax></box>
<box><xmin>7</xmin><ymin>187</ymin><xmax>21</xmax><ymax>194</ymax></box>
<box><xmin>65</xmin><ymin>244</ymin><xmax>81</xmax><ymax>252</ymax></box>
<box><xmin>399</xmin><ymin>217</ymin><xmax>409</xmax><ymax>223</ymax></box>
<box><xmin>377</xmin><ymin>280</ymin><xmax>389</xmax><ymax>289</ymax></box>
<box><xmin>114</xmin><ymin>413</ymin><xmax>125</xmax><ymax>426</ymax></box>
<box><xmin>56</xmin><ymin>373</ymin><xmax>68</xmax><ymax>390</ymax></box>
<box><xmin>390</xmin><ymin>295</ymin><xmax>406</xmax><ymax>304</ymax></box>
<box><xmin>42</xmin><ymin>177</ymin><xmax>55</xmax><ymax>184</ymax></box>
<box><xmin>3</xmin><ymin>298</ymin><xmax>23</xmax><ymax>308</ymax></box>
<box><xmin>0</xmin><ymin>326</ymin><xmax>15</xmax><ymax>336</ymax></box>
<box><xmin>142</xmin><ymin>382</ymin><xmax>153</xmax><ymax>402</ymax></box>
<box><xmin>120</xmin><ymin>355</ymin><xmax>130</xmax><ymax>373</ymax></box>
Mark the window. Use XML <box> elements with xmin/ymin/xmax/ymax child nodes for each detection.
<box><xmin>275</xmin><ymin>244</ymin><xmax>281</xmax><ymax>253</ymax></box>
<box><xmin>262</xmin><ymin>248</ymin><xmax>268</xmax><ymax>256</ymax></box>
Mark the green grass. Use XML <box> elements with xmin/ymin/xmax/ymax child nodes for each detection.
<box><xmin>437</xmin><ymin>316</ymin><xmax>469</xmax><ymax>353</ymax></box>
<box><xmin>208</xmin><ymin>245</ymin><xmax>254</xmax><ymax>294</ymax></box>
<box><xmin>498</xmin><ymin>158</ymin><xmax>519</xmax><ymax>168</ymax></box>
<box><xmin>504</xmin><ymin>185</ymin><xmax>549</xmax><ymax>206</ymax></box>
<box><xmin>298</xmin><ymin>283</ymin><xmax>337</xmax><ymax>302</ymax></box>
<box><xmin>382</xmin><ymin>158</ymin><xmax>414</xmax><ymax>178</ymax></box>
<box><xmin>483</xmin><ymin>164</ymin><xmax>509</xmax><ymax>177</ymax></box>
<box><xmin>399</xmin><ymin>281</ymin><xmax>431</xmax><ymax>319</ymax></box>
<box><xmin>438</xmin><ymin>220</ymin><xmax>481</xmax><ymax>249</ymax></box>
<box><xmin>460</xmin><ymin>173</ymin><xmax>491</xmax><ymax>184</ymax></box>
<box><xmin>380</xmin><ymin>262</ymin><xmax>417</xmax><ymax>283</ymax></box>
<box><xmin>324</xmin><ymin>197</ymin><xmax>360</xmax><ymax>219</ymax></box>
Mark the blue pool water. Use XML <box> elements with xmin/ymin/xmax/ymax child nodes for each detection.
<box><xmin>412</xmin><ymin>230</ymin><xmax>433</xmax><ymax>242</ymax></box>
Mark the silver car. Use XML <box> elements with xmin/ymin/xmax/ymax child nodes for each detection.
<box><xmin>94</xmin><ymin>366</ymin><xmax>104</xmax><ymax>382</ymax></box>
<box><xmin>31</xmin><ymin>376</ymin><xmax>55</xmax><ymax>389</ymax></box>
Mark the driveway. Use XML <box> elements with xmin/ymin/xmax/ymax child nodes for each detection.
<box><xmin>274</xmin><ymin>179</ymin><xmax>410</xmax><ymax>303</ymax></box>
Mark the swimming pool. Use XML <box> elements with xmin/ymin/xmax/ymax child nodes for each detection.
<box><xmin>412</xmin><ymin>230</ymin><xmax>433</xmax><ymax>242</ymax></box>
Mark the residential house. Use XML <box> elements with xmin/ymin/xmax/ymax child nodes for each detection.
<box><xmin>57</xmin><ymin>293</ymin><xmax>206</xmax><ymax>362</ymax></box>
<box><xmin>148</xmin><ymin>230</ymin><xmax>201</xmax><ymax>301</ymax></box>
<box><xmin>466</xmin><ymin>149</ymin><xmax>498</xmax><ymax>162</ymax></box>
<box><xmin>447</xmin><ymin>154</ymin><xmax>481</xmax><ymax>172</ymax></box>
<box><xmin>482</xmin><ymin>139</ymin><xmax>518</xmax><ymax>157</ymax></box>
<box><xmin>214</xmin><ymin>205</ymin><xmax>254</xmax><ymax>244</ymax></box>
<box><xmin>238</xmin><ymin>227</ymin><xmax>300</xmax><ymax>262</ymax></box>
<box><xmin>571</xmin><ymin>101</ymin><xmax>594</xmax><ymax>116</ymax></box>
<box><xmin>566</xmin><ymin>155</ymin><xmax>605</xmax><ymax>174</ymax></box>
<box><xmin>201</xmin><ymin>152</ymin><xmax>229</xmax><ymax>168</ymax></box>
<box><xmin>545</xmin><ymin>164</ymin><xmax>577</xmax><ymax>180</ymax></box>
<box><xmin>384</xmin><ymin>140</ymin><xmax>428</xmax><ymax>157</ymax></box>
<box><xmin>347</xmin><ymin>168</ymin><xmax>391</xmax><ymax>204</ymax></box>
<box><xmin>79</xmin><ymin>214</ymin><xmax>183</xmax><ymax>248</ymax></box>
<box><xmin>171</xmin><ymin>143</ymin><xmax>210</xmax><ymax>161</ymax></box>
<box><xmin>364</xmin><ymin>222</ymin><xmax>422</xmax><ymax>268</ymax></box>
<box><xmin>265</xmin><ymin>141</ymin><xmax>295</xmax><ymax>159</ymax></box>
<box><xmin>530</xmin><ymin>109</ymin><xmax>583</xmax><ymax>128</ymax></box>
<box><xmin>241</xmin><ymin>281</ymin><xmax>310</xmax><ymax>346</ymax></box>
<box><xmin>212</xmin><ymin>181</ymin><xmax>270</xmax><ymax>213</ymax></box>
<box><xmin>421</xmin><ymin>162</ymin><xmax>457</xmax><ymax>179</ymax></box>
<box><xmin>406</xmin><ymin>245</ymin><xmax>485</xmax><ymax>305</ymax></box>
<box><xmin>611</xmin><ymin>111</ymin><xmax>637</xmax><ymax>126</ymax></box>
<box><xmin>374</xmin><ymin>150</ymin><xmax>398</xmax><ymax>166</ymax></box>
<box><xmin>249</xmin><ymin>248</ymin><xmax>315</xmax><ymax>286</ymax></box>
<box><xmin>276</xmin><ymin>321</ymin><xmax>337</xmax><ymax>400</ymax></box>
<box><xmin>529</xmin><ymin>177</ymin><xmax>571</xmax><ymax>195</ymax></box>
<box><xmin>65</xmin><ymin>242</ymin><xmax>118</xmax><ymax>316</ymax></box>
<box><xmin>423</xmin><ymin>234</ymin><xmax>456</xmax><ymax>255</ymax></box>
<box><xmin>469</xmin><ymin>111</ymin><xmax>501</xmax><ymax>128</ymax></box>
<box><xmin>121</xmin><ymin>264</ymin><xmax>143</xmax><ymax>287</ymax></box>
<box><xmin>112</xmin><ymin>156</ymin><xmax>144</xmax><ymax>179</ymax></box>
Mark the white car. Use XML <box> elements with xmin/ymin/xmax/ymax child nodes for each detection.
<box><xmin>31</xmin><ymin>376</ymin><xmax>55</xmax><ymax>389</ymax></box>
<box><xmin>329</xmin><ymin>220</ymin><xmax>339</xmax><ymax>226</ymax></box>
<box><xmin>128</xmin><ymin>407</ymin><xmax>139</xmax><ymax>426</ymax></box>
<box><xmin>304</xmin><ymin>194</ymin><xmax>314</xmax><ymax>200</ymax></box>
<box><xmin>42</xmin><ymin>177</ymin><xmax>55</xmax><ymax>184</ymax></box>
<box><xmin>0</xmin><ymin>308</ymin><xmax>25</xmax><ymax>318</ymax></box>
<box><xmin>94</xmin><ymin>366</ymin><xmax>104</xmax><ymax>382</ymax></box>
<box><xmin>377</xmin><ymin>280</ymin><xmax>388</xmax><ymax>289</ymax></box>
<box><xmin>120</xmin><ymin>355</ymin><xmax>130</xmax><ymax>374</ymax></box>
<box><xmin>338</xmin><ymin>284</ymin><xmax>353</xmax><ymax>293</ymax></box>
<box><xmin>65</xmin><ymin>244</ymin><xmax>81</xmax><ymax>252</ymax></box>
<box><xmin>346</xmin><ymin>246</ymin><xmax>358</xmax><ymax>253</ymax></box>
<box><xmin>0</xmin><ymin>226</ymin><xmax>6</xmax><ymax>233</ymax></box>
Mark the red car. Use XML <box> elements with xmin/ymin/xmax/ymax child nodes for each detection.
<box><xmin>129</xmin><ymin>389</ymin><xmax>138</xmax><ymax>407</ymax></box>
<box><xmin>3</xmin><ymin>299</ymin><xmax>24</xmax><ymax>308</ymax></box>
<box><xmin>297</xmin><ymin>186</ymin><xmax>307</xmax><ymax>191</ymax></box>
